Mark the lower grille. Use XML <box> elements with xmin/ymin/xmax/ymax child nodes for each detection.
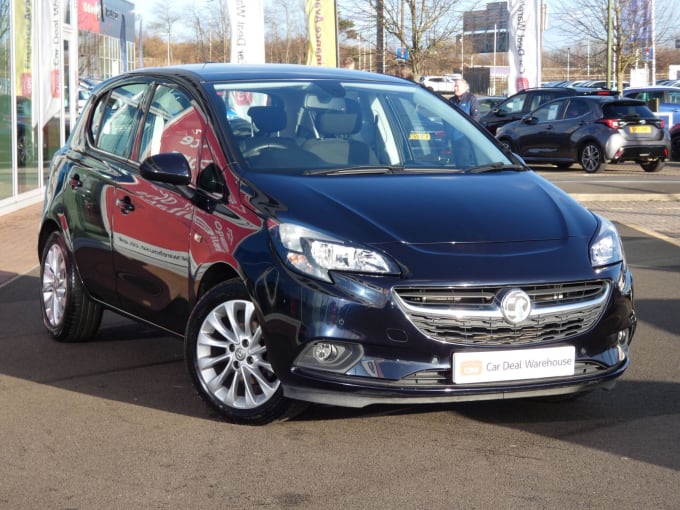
<box><xmin>393</xmin><ymin>281</ymin><xmax>611</xmax><ymax>346</ymax></box>
<box><xmin>399</xmin><ymin>361</ymin><xmax>608</xmax><ymax>387</ymax></box>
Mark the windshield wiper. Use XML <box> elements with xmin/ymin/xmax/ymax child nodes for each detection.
<box><xmin>465</xmin><ymin>163</ymin><xmax>527</xmax><ymax>174</ymax></box>
<box><xmin>305</xmin><ymin>165</ymin><xmax>404</xmax><ymax>176</ymax></box>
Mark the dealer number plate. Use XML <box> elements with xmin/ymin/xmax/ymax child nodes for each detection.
<box><xmin>452</xmin><ymin>346</ymin><xmax>575</xmax><ymax>384</ymax></box>
<box><xmin>630</xmin><ymin>125</ymin><xmax>651</xmax><ymax>134</ymax></box>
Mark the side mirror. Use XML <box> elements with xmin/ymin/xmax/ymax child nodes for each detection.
<box><xmin>521</xmin><ymin>114</ymin><xmax>537</xmax><ymax>124</ymax></box>
<box><xmin>140</xmin><ymin>153</ymin><xmax>191</xmax><ymax>185</ymax></box>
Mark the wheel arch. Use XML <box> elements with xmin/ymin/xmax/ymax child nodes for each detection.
<box><xmin>38</xmin><ymin>219</ymin><xmax>61</xmax><ymax>261</ymax></box>
<box><xmin>196</xmin><ymin>262</ymin><xmax>241</xmax><ymax>300</ymax></box>
<box><xmin>577</xmin><ymin>136</ymin><xmax>604</xmax><ymax>155</ymax></box>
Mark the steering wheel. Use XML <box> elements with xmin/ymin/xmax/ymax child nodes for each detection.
<box><xmin>242</xmin><ymin>141</ymin><xmax>291</xmax><ymax>158</ymax></box>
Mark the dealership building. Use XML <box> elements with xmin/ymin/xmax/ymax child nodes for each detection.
<box><xmin>0</xmin><ymin>0</ymin><xmax>136</xmax><ymax>215</ymax></box>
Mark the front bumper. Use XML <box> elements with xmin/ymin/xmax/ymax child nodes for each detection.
<box><xmin>283</xmin><ymin>354</ymin><xmax>628</xmax><ymax>408</ymax></box>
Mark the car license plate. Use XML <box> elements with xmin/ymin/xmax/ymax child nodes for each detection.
<box><xmin>409</xmin><ymin>132</ymin><xmax>431</xmax><ymax>140</ymax></box>
<box><xmin>630</xmin><ymin>125</ymin><xmax>651</xmax><ymax>134</ymax></box>
<box><xmin>452</xmin><ymin>346</ymin><xmax>575</xmax><ymax>384</ymax></box>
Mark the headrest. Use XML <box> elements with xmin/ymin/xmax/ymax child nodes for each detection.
<box><xmin>317</xmin><ymin>111</ymin><xmax>361</xmax><ymax>136</ymax></box>
<box><xmin>248</xmin><ymin>105</ymin><xmax>286</xmax><ymax>133</ymax></box>
<box><xmin>316</xmin><ymin>99</ymin><xmax>362</xmax><ymax>136</ymax></box>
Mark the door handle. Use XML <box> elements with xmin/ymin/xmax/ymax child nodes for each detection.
<box><xmin>116</xmin><ymin>196</ymin><xmax>135</xmax><ymax>214</ymax></box>
<box><xmin>69</xmin><ymin>174</ymin><xmax>82</xmax><ymax>189</ymax></box>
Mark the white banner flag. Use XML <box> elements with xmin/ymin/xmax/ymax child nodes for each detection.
<box><xmin>507</xmin><ymin>0</ymin><xmax>541</xmax><ymax>95</ymax></box>
<box><xmin>39</xmin><ymin>0</ymin><xmax>63</xmax><ymax>126</ymax></box>
<box><xmin>227</xmin><ymin>0</ymin><xmax>265</xmax><ymax>64</ymax></box>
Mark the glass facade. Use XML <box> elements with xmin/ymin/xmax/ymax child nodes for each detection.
<box><xmin>1</xmin><ymin>0</ymin><xmax>12</xmax><ymax>201</ymax></box>
<box><xmin>0</xmin><ymin>0</ymin><xmax>135</xmax><ymax>215</ymax></box>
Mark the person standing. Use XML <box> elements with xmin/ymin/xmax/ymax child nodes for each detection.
<box><xmin>450</xmin><ymin>78</ymin><xmax>481</xmax><ymax>122</ymax></box>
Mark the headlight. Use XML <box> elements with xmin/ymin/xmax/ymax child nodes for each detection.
<box><xmin>590</xmin><ymin>215</ymin><xmax>624</xmax><ymax>268</ymax></box>
<box><xmin>270</xmin><ymin>222</ymin><xmax>400</xmax><ymax>282</ymax></box>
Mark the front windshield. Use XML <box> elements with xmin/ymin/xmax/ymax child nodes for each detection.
<box><xmin>210</xmin><ymin>79</ymin><xmax>512</xmax><ymax>173</ymax></box>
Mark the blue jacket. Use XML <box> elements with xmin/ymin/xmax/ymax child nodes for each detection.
<box><xmin>450</xmin><ymin>92</ymin><xmax>481</xmax><ymax>122</ymax></box>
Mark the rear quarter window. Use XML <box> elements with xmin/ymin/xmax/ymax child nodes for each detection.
<box><xmin>90</xmin><ymin>83</ymin><xmax>148</xmax><ymax>158</ymax></box>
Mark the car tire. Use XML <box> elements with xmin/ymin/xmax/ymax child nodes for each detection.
<box><xmin>40</xmin><ymin>231</ymin><xmax>103</xmax><ymax>342</ymax></box>
<box><xmin>185</xmin><ymin>279</ymin><xmax>306</xmax><ymax>425</ymax></box>
<box><xmin>640</xmin><ymin>159</ymin><xmax>665</xmax><ymax>172</ymax></box>
<box><xmin>579</xmin><ymin>142</ymin><xmax>605</xmax><ymax>173</ymax></box>
<box><xmin>671</xmin><ymin>134</ymin><xmax>680</xmax><ymax>161</ymax></box>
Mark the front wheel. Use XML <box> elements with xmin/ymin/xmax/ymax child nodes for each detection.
<box><xmin>671</xmin><ymin>135</ymin><xmax>680</xmax><ymax>161</ymax></box>
<box><xmin>640</xmin><ymin>159</ymin><xmax>665</xmax><ymax>172</ymax></box>
<box><xmin>40</xmin><ymin>231</ymin><xmax>102</xmax><ymax>342</ymax></box>
<box><xmin>185</xmin><ymin>279</ymin><xmax>305</xmax><ymax>425</ymax></box>
<box><xmin>580</xmin><ymin>142</ymin><xmax>605</xmax><ymax>173</ymax></box>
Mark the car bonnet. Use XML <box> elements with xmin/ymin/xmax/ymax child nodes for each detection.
<box><xmin>243</xmin><ymin>171</ymin><xmax>598</xmax><ymax>247</ymax></box>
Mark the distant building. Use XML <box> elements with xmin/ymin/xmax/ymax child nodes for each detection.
<box><xmin>1</xmin><ymin>0</ymin><xmax>135</xmax><ymax>214</ymax></box>
<box><xmin>462</xmin><ymin>2</ymin><xmax>509</xmax><ymax>54</ymax></box>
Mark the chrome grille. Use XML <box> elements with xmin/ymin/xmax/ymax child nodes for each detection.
<box><xmin>393</xmin><ymin>281</ymin><xmax>611</xmax><ymax>346</ymax></box>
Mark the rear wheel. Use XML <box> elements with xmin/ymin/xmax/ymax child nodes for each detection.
<box><xmin>640</xmin><ymin>159</ymin><xmax>665</xmax><ymax>172</ymax></box>
<box><xmin>40</xmin><ymin>231</ymin><xmax>102</xmax><ymax>342</ymax></box>
<box><xmin>185</xmin><ymin>279</ymin><xmax>306</xmax><ymax>425</ymax></box>
<box><xmin>579</xmin><ymin>142</ymin><xmax>605</xmax><ymax>173</ymax></box>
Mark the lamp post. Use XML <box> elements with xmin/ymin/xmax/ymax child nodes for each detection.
<box><xmin>567</xmin><ymin>47</ymin><xmax>570</xmax><ymax>80</ymax></box>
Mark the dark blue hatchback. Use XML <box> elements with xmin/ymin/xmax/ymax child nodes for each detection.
<box><xmin>39</xmin><ymin>64</ymin><xmax>636</xmax><ymax>424</ymax></box>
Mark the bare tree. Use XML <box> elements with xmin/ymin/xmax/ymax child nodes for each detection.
<box><xmin>148</xmin><ymin>0</ymin><xmax>182</xmax><ymax>65</ymax></box>
<box><xmin>265</xmin><ymin>0</ymin><xmax>306</xmax><ymax>63</ymax></box>
<box><xmin>345</xmin><ymin>0</ymin><xmax>480</xmax><ymax>77</ymax></box>
<box><xmin>552</xmin><ymin>0</ymin><xmax>680</xmax><ymax>88</ymax></box>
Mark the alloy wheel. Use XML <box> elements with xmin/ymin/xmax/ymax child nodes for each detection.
<box><xmin>41</xmin><ymin>243</ymin><xmax>67</xmax><ymax>328</ymax></box>
<box><xmin>195</xmin><ymin>299</ymin><xmax>280</xmax><ymax>410</ymax></box>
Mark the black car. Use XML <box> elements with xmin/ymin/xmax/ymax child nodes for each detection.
<box><xmin>480</xmin><ymin>87</ymin><xmax>616</xmax><ymax>134</ymax></box>
<box><xmin>496</xmin><ymin>95</ymin><xmax>670</xmax><ymax>173</ymax></box>
<box><xmin>39</xmin><ymin>64</ymin><xmax>636</xmax><ymax>425</ymax></box>
<box><xmin>671</xmin><ymin>123</ymin><xmax>680</xmax><ymax>161</ymax></box>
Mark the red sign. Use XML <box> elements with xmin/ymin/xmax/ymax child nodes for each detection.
<box><xmin>79</xmin><ymin>0</ymin><xmax>101</xmax><ymax>33</ymax></box>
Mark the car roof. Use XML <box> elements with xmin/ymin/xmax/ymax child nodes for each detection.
<box><xmin>624</xmin><ymin>85</ymin><xmax>680</xmax><ymax>92</ymax></box>
<box><xmin>123</xmin><ymin>63</ymin><xmax>409</xmax><ymax>85</ymax></box>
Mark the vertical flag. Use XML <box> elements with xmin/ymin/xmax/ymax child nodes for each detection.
<box><xmin>507</xmin><ymin>0</ymin><xmax>541</xmax><ymax>95</ymax></box>
<box><xmin>15</xmin><ymin>0</ymin><xmax>32</xmax><ymax>99</ymax></box>
<box><xmin>41</xmin><ymin>0</ymin><xmax>63</xmax><ymax>123</ymax></box>
<box><xmin>305</xmin><ymin>0</ymin><xmax>338</xmax><ymax>67</ymax></box>
<box><xmin>227</xmin><ymin>0</ymin><xmax>265</xmax><ymax>64</ymax></box>
<box><xmin>120</xmin><ymin>14</ymin><xmax>128</xmax><ymax>73</ymax></box>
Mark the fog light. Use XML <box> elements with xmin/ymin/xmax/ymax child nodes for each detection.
<box><xmin>313</xmin><ymin>342</ymin><xmax>339</xmax><ymax>363</ymax></box>
<box><xmin>294</xmin><ymin>341</ymin><xmax>364</xmax><ymax>374</ymax></box>
<box><xmin>617</xmin><ymin>329</ymin><xmax>630</xmax><ymax>347</ymax></box>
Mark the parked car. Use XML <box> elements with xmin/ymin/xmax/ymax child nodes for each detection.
<box><xmin>479</xmin><ymin>87</ymin><xmax>617</xmax><ymax>134</ymax></box>
<box><xmin>622</xmin><ymin>86</ymin><xmax>680</xmax><ymax>134</ymax></box>
<box><xmin>419</xmin><ymin>75</ymin><xmax>458</xmax><ymax>93</ymax></box>
<box><xmin>39</xmin><ymin>64</ymin><xmax>636</xmax><ymax>425</ymax></box>
<box><xmin>496</xmin><ymin>95</ymin><xmax>670</xmax><ymax>172</ymax></box>
<box><xmin>477</xmin><ymin>95</ymin><xmax>505</xmax><ymax>114</ymax></box>
<box><xmin>670</xmin><ymin>123</ymin><xmax>680</xmax><ymax>160</ymax></box>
